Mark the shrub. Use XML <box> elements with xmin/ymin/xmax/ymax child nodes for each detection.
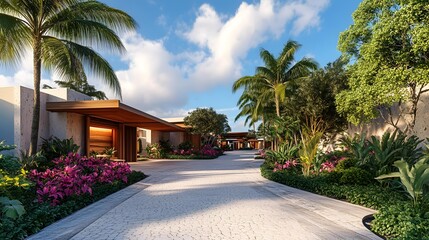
<box><xmin>145</xmin><ymin>143</ymin><xmax>162</xmax><ymax>159</ymax></box>
<box><xmin>29</xmin><ymin>153</ymin><xmax>131</xmax><ymax>205</ymax></box>
<box><xmin>39</xmin><ymin>137</ymin><xmax>79</xmax><ymax>170</ymax></box>
<box><xmin>273</xmin><ymin>160</ymin><xmax>300</xmax><ymax>173</ymax></box>
<box><xmin>371</xmin><ymin>203</ymin><xmax>429</xmax><ymax>239</ymax></box>
<box><xmin>322</xmin><ymin>170</ymin><xmax>343</xmax><ymax>184</ymax></box>
<box><xmin>339</xmin><ymin>167</ymin><xmax>374</xmax><ymax>185</ymax></box>
<box><xmin>199</xmin><ymin>145</ymin><xmax>222</xmax><ymax>157</ymax></box>
<box><xmin>0</xmin><ymin>141</ymin><xmax>20</xmax><ymax>175</ymax></box>
<box><xmin>335</xmin><ymin>158</ymin><xmax>358</xmax><ymax>171</ymax></box>
<box><xmin>178</xmin><ymin>141</ymin><xmax>193</xmax><ymax>151</ymax></box>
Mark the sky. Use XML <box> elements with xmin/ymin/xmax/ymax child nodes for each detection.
<box><xmin>0</xmin><ymin>0</ymin><xmax>361</xmax><ymax>132</ymax></box>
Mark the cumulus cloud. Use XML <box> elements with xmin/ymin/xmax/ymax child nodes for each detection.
<box><xmin>183</xmin><ymin>0</ymin><xmax>329</xmax><ymax>90</ymax></box>
<box><xmin>102</xmin><ymin>32</ymin><xmax>188</xmax><ymax>112</ymax></box>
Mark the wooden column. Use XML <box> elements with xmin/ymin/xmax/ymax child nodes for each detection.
<box><xmin>124</xmin><ymin>126</ymin><xmax>137</xmax><ymax>162</ymax></box>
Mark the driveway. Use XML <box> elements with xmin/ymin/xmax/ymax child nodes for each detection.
<box><xmin>29</xmin><ymin>151</ymin><xmax>380</xmax><ymax>240</ymax></box>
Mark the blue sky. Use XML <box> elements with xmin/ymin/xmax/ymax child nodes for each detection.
<box><xmin>0</xmin><ymin>0</ymin><xmax>360</xmax><ymax>132</ymax></box>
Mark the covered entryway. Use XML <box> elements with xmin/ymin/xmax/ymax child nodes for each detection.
<box><xmin>46</xmin><ymin>100</ymin><xmax>184</xmax><ymax>162</ymax></box>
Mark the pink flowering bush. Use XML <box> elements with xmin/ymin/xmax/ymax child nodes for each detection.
<box><xmin>273</xmin><ymin>159</ymin><xmax>299</xmax><ymax>172</ymax></box>
<box><xmin>320</xmin><ymin>161</ymin><xmax>336</xmax><ymax>172</ymax></box>
<box><xmin>169</xmin><ymin>145</ymin><xmax>223</xmax><ymax>159</ymax></box>
<box><xmin>199</xmin><ymin>145</ymin><xmax>221</xmax><ymax>157</ymax></box>
<box><xmin>29</xmin><ymin>153</ymin><xmax>131</xmax><ymax>205</ymax></box>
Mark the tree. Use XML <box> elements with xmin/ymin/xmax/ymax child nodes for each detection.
<box><xmin>289</xmin><ymin>57</ymin><xmax>349</xmax><ymax>134</ymax></box>
<box><xmin>0</xmin><ymin>0</ymin><xmax>136</xmax><ymax>155</ymax></box>
<box><xmin>184</xmin><ymin>108</ymin><xmax>231</xmax><ymax>146</ymax></box>
<box><xmin>233</xmin><ymin>40</ymin><xmax>318</xmax><ymax>117</ymax></box>
<box><xmin>336</xmin><ymin>0</ymin><xmax>429</xmax><ymax>134</ymax></box>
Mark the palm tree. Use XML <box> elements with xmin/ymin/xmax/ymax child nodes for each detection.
<box><xmin>233</xmin><ymin>40</ymin><xmax>318</xmax><ymax>117</ymax></box>
<box><xmin>0</xmin><ymin>0</ymin><xmax>136</xmax><ymax>155</ymax></box>
<box><xmin>44</xmin><ymin>67</ymin><xmax>108</xmax><ymax>100</ymax></box>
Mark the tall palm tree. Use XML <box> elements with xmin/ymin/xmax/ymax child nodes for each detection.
<box><xmin>0</xmin><ymin>0</ymin><xmax>136</xmax><ymax>155</ymax></box>
<box><xmin>233</xmin><ymin>40</ymin><xmax>318</xmax><ymax>117</ymax></box>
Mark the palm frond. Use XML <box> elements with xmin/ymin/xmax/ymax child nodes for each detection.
<box><xmin>42</xmin><ymin>36</ymin><xmax>121</xmax><ymax>98</ymax></box>
<box><xmin>259</xmin><ymin>48</ymin><xmax>277</xmax><ymax>72</ymax></box>
<box><xmin>0</xmin><ymin>13</ymin><xmax>31</xmax><ymax>65</ymax></box>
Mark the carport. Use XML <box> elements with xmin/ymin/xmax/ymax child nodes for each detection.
<box><xmin>46</xmin><ymin>100</ymin><xmax>184</xmax><ymax>162</ymax></box>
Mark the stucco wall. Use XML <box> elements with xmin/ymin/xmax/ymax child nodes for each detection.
<box><xmin>348</xmin><ymin>92</ymin><xmax>429</xmax><ymax>139</ymax></box>
<box><xmin>42</xmin><ymin>88</ymin><xmax>91</xmax><ymax>153</ymax></box>
<box><xmin>0</xmin><ymin>86</ymin><xmax>91</xmax><ymax>154</ymax></box>
<box><xmin>0</xmin><ymin>87</ymin><xmax>16</xmax><ymax>148</ymax></box>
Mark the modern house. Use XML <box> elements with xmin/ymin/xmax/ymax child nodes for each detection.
<box><xmin>220</xmin><ymin>132</ymin><xmax>264</xmax><ymax>150</ymax></box>
<box><xmin>0</xmin><ymin>86</ymin><xmax>193</xmax><ymax>162</ymax></box>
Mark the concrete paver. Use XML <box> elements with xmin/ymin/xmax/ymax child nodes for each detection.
<box><xmin>29</xmin><ymin>151</ymin><xmax>380</xmax><ymax>240</ymax></box>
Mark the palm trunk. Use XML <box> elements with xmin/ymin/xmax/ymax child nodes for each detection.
<box><xmin>275</xmin><ymin>94</ymin><xmax>280</xmax><ymax>117</ymax></box>
<box><xmin>29</xmin><ymin>38</ymin><xmax>42</xmax><ymax>155</ymax></box>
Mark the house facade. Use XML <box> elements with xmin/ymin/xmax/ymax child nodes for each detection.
<box><xmin>0</xmin><ymin>86</ymin><xmax>189</xmax><ymax>161</ymax></box>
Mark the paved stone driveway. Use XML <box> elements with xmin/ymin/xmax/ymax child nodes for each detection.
<box><xmin>29</xmin><ymin>151</ymin><xmax>380</xmax><ymax>240</ymax></box>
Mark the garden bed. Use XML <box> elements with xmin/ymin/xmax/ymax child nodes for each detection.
<box><xmin>0</xmin><ymin>170</ymin><xmax>146</xmax><ymax>240</ymax></box>
<box><xmin>260</xmin><ymin>164</ymin><xmax>429</xmax><ymax>239</ymax></box>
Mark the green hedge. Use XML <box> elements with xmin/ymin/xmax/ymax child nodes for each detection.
<box><xmin>260</xmin><ymin>164</ymin><xmax>429</xmax><ymax>239</ymax></box>
<box><xmin>0</xmin><ymin>170</ymin><xmax>146</xmax><ymax>240</ymax></box>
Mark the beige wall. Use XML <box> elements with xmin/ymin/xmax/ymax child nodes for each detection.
<box><xmin>0</xmin><ymin>86</ymin><xmax>91</xmax><ymax>155</ymax></box>
<box><xmin>348</xmin><ymin>92</ymin><xmax>429</xmax><ymax>139</ymax></box>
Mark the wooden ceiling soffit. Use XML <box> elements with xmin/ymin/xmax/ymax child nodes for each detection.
<box><xmin>46</xmin><ymin>100</ymin><xmax>184</xmax><ymax>132</ymax></box>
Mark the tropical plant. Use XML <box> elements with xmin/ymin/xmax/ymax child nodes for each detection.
<box><xmin>345</xmin><ymin>133</ymin><xmax>371</xmax><ymax>164</ymax></box>
<box><xmin>0</xmin><ymin>0</ymin><xmax>137</xmax><ymax>154</ymax></box>
<box><xmin>102</xmin><ymin>147</ymin><xmax>117</xmax><ymax>156</ymax></box>
<box><xmin>0</xmin><ymin>197</ymin><xmax>25</xmax><ymax>220</ymax></box>
<box><xmin>299</xmin><ymin>117</ymin><xmax>325</xmax><ymax>176</ymax></box>
<box><xmin>299</xmin><ymin>132</ymin><xmax>323</xmax><ymax>176</ymax></box>
<box><xmin>265</xmin><ymin>142</ymin><xmax>299</xmax><ymax>166</ymax></box>
<box><xmin>233</xmin><ymin>40</ymin><xmax>318</xmax><ymax>117</ymax></box>
<box><xmin>17</xmin><ymin>150</ymin><xmax>46</xmax><ymax>171</ymax></box>
<box><xmin>376</xmin><ymin>158</ymin><xmax>429</xmax><ymax>206</ymax></box>
<box><xmin>40</xmin><ymin>137</ymin><xmax>79</xmax><ymax>162</ymax></box>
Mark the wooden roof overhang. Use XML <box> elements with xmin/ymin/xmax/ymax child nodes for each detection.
<box><xmin>46</xmin><ymin>100</ymin><xmax>185</xmax><ymax>132</ymax></box>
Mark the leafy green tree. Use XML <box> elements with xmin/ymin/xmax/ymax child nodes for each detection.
<box><xmin>0</xmin><ymin>0</ymin><xmax>136</xmax><ymax>154</ymax></box>
<box><xmin>184</xmin><ymin>108</ymin><xmax>231</xmax><ymax>146</ymax></box>
<box><xmin>289</xmin><ymin>57</ymin><xmax>349</xmax><ymax>133</ymax></box>
<box><xmin>233</xmin><ymin>40</ymin><xmax>318</xmax><ymax>117</ymax></box>
<box><xmin>337</xmin><ymin>0</ymin><xmax>429</xmax><ymax>133</ymax></box>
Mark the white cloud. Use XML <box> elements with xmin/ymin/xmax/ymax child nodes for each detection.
<box><xmin>182</xmin><ymin>0</ymin><xmax>329</xmax><ymax>90</ymax></box>
<box><xmin>104</xmin><ymin>32</ymin><xmax>188</xmax><ymax>112</ymax></box>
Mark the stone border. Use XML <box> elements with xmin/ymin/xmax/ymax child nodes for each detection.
<box><xmin>27</xmin><ymin>179</ymin><xmax>151</xmax><ymax>240</ymax></box>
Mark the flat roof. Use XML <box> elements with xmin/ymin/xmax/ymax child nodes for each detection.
<box><xmin>46</xmin><ymin>100</ymin><xmax>185</xmax><ymax>132</ymax></box>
